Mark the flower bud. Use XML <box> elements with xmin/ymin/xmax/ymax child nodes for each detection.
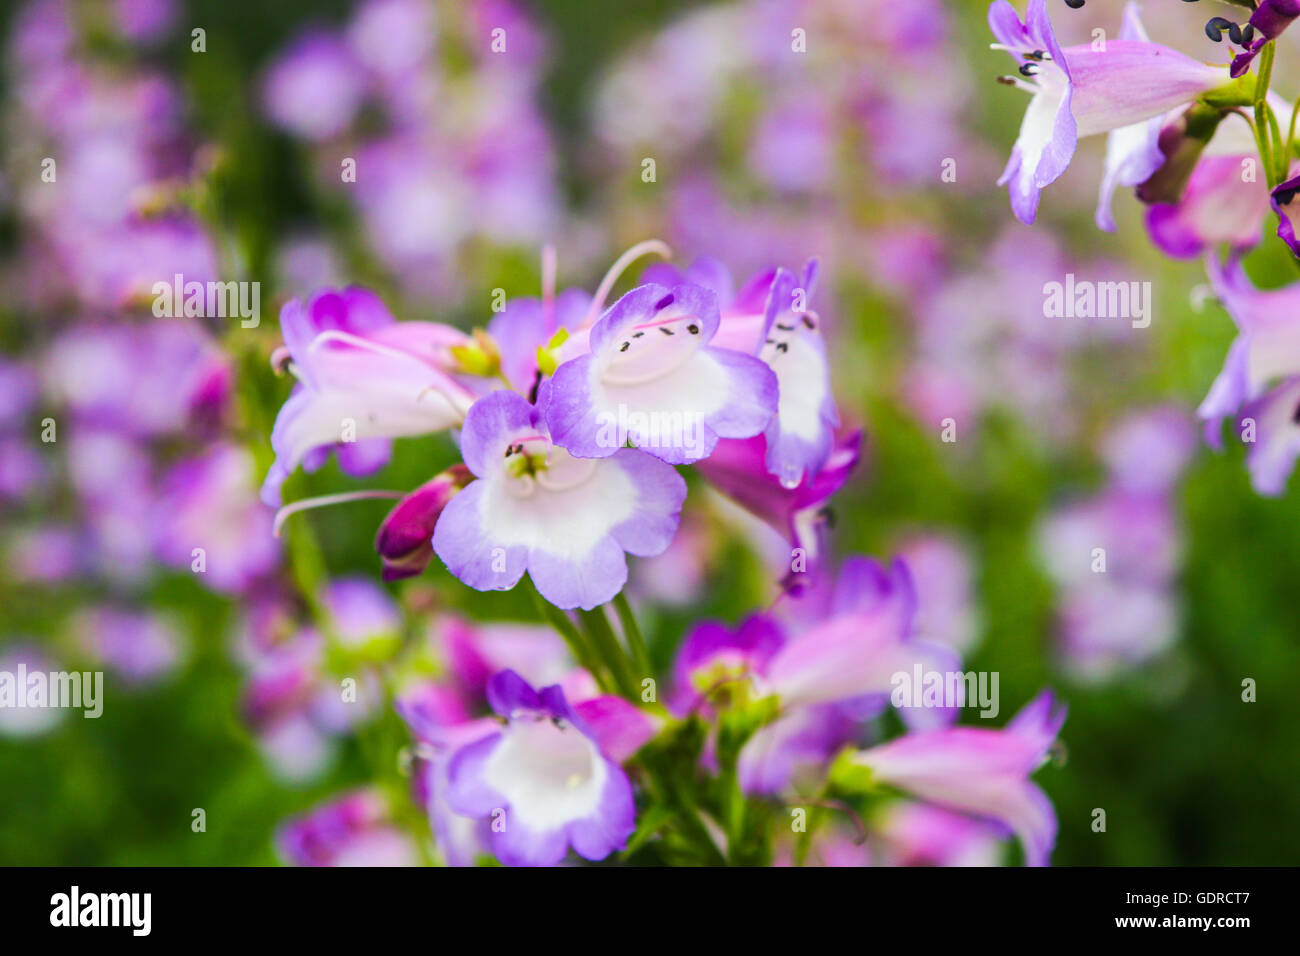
<box><xmin>374</xmin><ymin>465</ymin><xmax>472</xmax><ymax>581</ymax></box>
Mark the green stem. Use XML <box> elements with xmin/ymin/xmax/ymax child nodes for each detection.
<box><xmin>578</xmin><ymin>606</ymin><xmax>639</xmax><ymax>699</ymax></box>
<box><xmin>1286</xmin><ymin>92</ymin><xmax>1300</xmax><ymax>166</ymax></box>
<box><xmin>526</xmin><ymin>582</ymin><xmax>610</xmax><ymax>693</ymax></box>
<box><xmin>611</xmin><ymin>592</ymin><xmax>652</xmax><ymax>681</ymax></box>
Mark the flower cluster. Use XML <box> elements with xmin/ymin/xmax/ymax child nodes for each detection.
<box><xmin>264</xmin><ymin>241</ymin><xmax>1067</xmax><ymax>866</ymax></box>
<box><xmin>989</xmin><ymin>0</ymin><xmax>1300</xmax><ymax>494</ymax></box>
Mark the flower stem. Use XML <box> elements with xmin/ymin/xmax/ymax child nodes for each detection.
<box><xmin>611</xmin><ymin>592</ymin><xmax>653</xmax><ymax>680</ymax></box>
<box><xmin>578</xmin><ymin>606</ymin><xmax>640</xmax><ymax>700</ymax></box>
<box><xmin>526</xmin><ymin>582</ymin><xmax>611</xmax><ymax>694</ymax></box>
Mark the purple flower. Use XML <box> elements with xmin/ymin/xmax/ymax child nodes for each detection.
<box><xmin>320</xmin><ymin>576</ymin><xmax>401</xmax><ymax>649</ymax></box>
<box><xmin>749</xmin><ymin>261</ymin><xmax>839</xmax><ymax>486</ymax></box>
<box><xmin>1231</xmin><ymin>0</ymin><xmax>1300</xmax><ymax>78</ymax></box>
<box><xmin>843</xmin><ymin>690</ymin><xmax>1066</xmax><ymax>866</ymax></box>
<box><xmin>77</xmin><ymin>608</ymin><xmax>183</xmax><ymax>685</ymax></box>
<box><xmin>990</xmin><ymin>0</ymin><xmax>1224</xmax><ymax>224</ymax></box>
<box><xmin>1146</xmin><ymin>155</ymin><xmax>1272</xmax><ymax>258</ymax></box>
<box><xmin>262</xmin><ymin>287</ymin><xmax>476</xmax><ymax>505</ymax></box>
<box><xmin>277</xmin><ymin>790</ymin><xmax>418</xmax><ymax>867</ymax></box>
<box><xmin>897</xmin><ymin>534</ymin><xmax>980</xmax><ymax>654</ymax></box>
<box><xmin>433</xmin><ymin>390</ymin><xmax>686</xmax><ymax>610</ymax></box>
<box><xmin>486</xmin><ymin>287</ymin><xmax>592</xmax><ymax>393</ymax></box>
<box><xmin>1271</xmin><ymin>172</ymin><xmax>1300</xmax><ymax>257</ymax></box>
<box><xmin>443</xmin><ymin>670</ymin><xmax>638</xmax><ymax>866</ymax></box>
<box><xmin>155</xmin><ymin>444</ymin><xmax>279</xmax><ymax>594</ymax></box>
<box><xmin>875</xmin><ymin>802</ymin><xmax>1006</xmax><ymax>867</ymax></box>
<box><xmin>761</xmin><ymin>558</ymin><xmax>955</xmax><ymax>712</ymax></box>
<box><xmin>1198</xmin><ymin>255</ymin><xmax>1300</xmax><ymax>452</ymax></box>
<box><xmin>1094</xmin><ymin>4</ymin><xmax>1166</xmax><ymax>233</ymax></box>
<box><xmin>694</xmin><ymin>430</ymin><xmax>862</xmax><ymax>577</ymax></box>
<box><xmin>262</xmin><ymin>30</ymin><xmax>366</xmax><ymax>142</ymax></box>
<box><xmin>545</xmin><ymin>282</ymin><xmax>777</xmax><ymax>465</ymax></box>
<box><xmin>434</xmin><ymin>616</ymin><xmax>579</xmax><ymax>700</ymax></box>
<box><xmin>669</xmin><ymin>615</ymin><xmax>786</xmax><ymax>716</ymax></box>
<box><xmin>374</xmin><ymin>466</ymin><xmax>472</xmax><ymax>581</ymax></box>
<box><xmin>644</xmin><ymin>256</ymin><xmax>839</xmax><ymax>485</ymax></box>
<box><xmin>1237</xmin><ymin>376</ymin><xmax>1300</xmax><ymax>495</ymax></box>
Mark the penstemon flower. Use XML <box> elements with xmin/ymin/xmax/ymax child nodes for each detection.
<box><xmin>1230</xmin><ymin>0</ymin><xmax>1300</xmax><ymax>78</ymax></box>
<box><xmin>442</xmin><ymin>670</ymin><xmax>649</xmax><ymax>867</ymax></box>
<box><xmin>545</xmin><ymin>281</ymin><xmax>778</xmax><ymax>465</ymax></box>
<box><xmin>834</xmin><ymin>690</ymin><xmax>1067</xmax><ymax>867</ymax></box>
<box><xmin>432</xmin><ymin>389</ymin><xmax>687</xmax><ymax>610</ymax></box>
<box><xmin>989</xmin><ymin>0</ymin><xmax>1226</xmax><ymax>224</ymax></box>
<box><xmin>262</xmin><ymin>287</ymin><xmax>476</xmax><ymax>506</ymax></box>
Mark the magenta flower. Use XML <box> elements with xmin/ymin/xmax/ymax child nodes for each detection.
<box><xmin>694</xmin><ymin>430</ymin><xmax>862</xmax><ymax>579</ymax></box>
<box><xmin>432</xmin><ymin>390</ymin><xmax>686</xmax><ymax>610</ymax></box>
<box><xmin>277</xmin><ymin>790</ymin><xmax>418</xmax><ymax>867</ymax></box>
<box><xmin>262</xmin><ymin>287</ymin><xmax>476</xmax><ymax>505</ymax></box>
<box><xmin>374</xmin><ymin>466</ymin><xmax>472</xmax><ymax>581</ymax></box>
<box><xmin>1231</xmin><ymin>0</ymin><xmax>1300</xmax><ymax>78</ymax></box>
<box><xmin>843</xmin><ymin>690</ymin><xmax>1066</xmax><ymax>866</ymax></box>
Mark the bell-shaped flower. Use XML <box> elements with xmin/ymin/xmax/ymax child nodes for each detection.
<box><xmin>545</xmin><ymin>282</ymin><xmax>777</xmax><ymax>465</ymax></box>
<box><xmin>1198</xmin><ymin>255</ymin><xmax>1300</xmax><ymax>450</ymax></box>
<box><xmin>432</xmin><ymin>389</ymin><xmax>686</xmax><ymax>610</ymax></box>
<box><xmin>838</xmin><ymin>689</ymin><xmax>1067</xmax><ymax>866</ymax></box>
<box><xmin>1236</xmin><ymin>376</ymin><xmax>1300</xmax><ymax>495</ymax></box>
<box><xmin>990</xmin><ymin>0</ymin><xmax>1225</xmax><ymax>224</ymax></box>
<box><xmin>648</xmin><ymin>257</ymin><xmax>839</xmax><ymax>485</ymax></box>
<box><xmin>262</xmin><ymin>286</ymin><xmax>477</xmax><ymax>505</ymax></box>
<box><xmin>442</xmin><ymin>670</ymin><xmax>642</xmax><ymax>867</ymax></box>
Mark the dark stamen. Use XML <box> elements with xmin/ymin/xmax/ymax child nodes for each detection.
<box><xmin>776</xmin><ymin>323</ymin><xmax>794</xmax><ymax>331</ymax></box>
<box><xmin>619</xmin><ymin>341</ymin><xmax>629</xmax><ymax>352</ymax></box>
<box><xmin>1063</xmin><ymin>0</ymin><xmax>1084</xmax><ymax>8</ymax></box>
<box><xmin>632</xmin><ymin>331</ymin><xmax>644</xmax><ymax>338</ymax></box>
<box><xmin>653</xmin><ymin>293</ymin><xmax>675</xmax><ymax>310</ymax></box>
<box><xmin>1018</xmin><ymin>62</ymin><xmax>1039</xmax><ymax>77</ymax></box>
<box><xmin>659</xmin><ymin>327</ymin><xmax>674</xmax><ymax>335</ymax></box>
<box><xmin>1241</xmin><ymin>23</ymin><xmax>1254</xmax><ymax>45</ymax></box>
<box><xmin>802</xmin><ymin>315</ymin><xmax>816</xmax><ymax>329</ymax></box>
<box><xmin>996</xmin><ymin>75</ymin><xmax>1018</xmax><ymax>86</ymax></box>
<box><xmin>1205</xmin><ymin>17</ymin><xmax>1234</xmax><ymax>42</ymax></box>
<box><xmin>687</xmin><ymin>323</ymin><xmax>699</xmax><ymax>334</ymax></box>
<box><xmin>1228</xmin><ymin>21</ymin><xmax>1243</xmax><ymax>45</ymax></box>
<box><xmin>775</xmin><ymin>342</ymin><xmax>789</xmax><ymax>353</ymax></box>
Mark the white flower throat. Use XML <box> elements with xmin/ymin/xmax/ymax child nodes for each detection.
<box><xmin>503</xmin><ymin>436</ymin><xmax>598</xmax><ymax>497</ymax></box>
